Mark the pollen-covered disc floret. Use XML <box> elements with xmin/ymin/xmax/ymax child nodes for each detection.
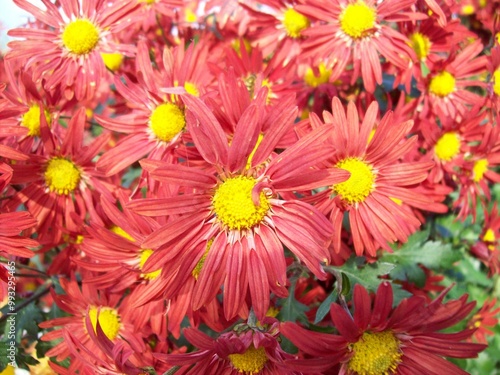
<box><xmin>149</xmin><ymin>102</ymin><xmax>186</xmax><ymax>142</ymax></box>
<box><xmin>212</xmin><ymin>176</ymin><xmax>270</xmax><ymax>230</ymax></box>
<box><xmin>282</xmin><ymin>8</ymin><xmax>310</xmax><ymax>38</ymax></box>
<box><xmin>473</xmin><ymin>159</ymin><xmax>488</xmax><ymax>182</ymax></box>
<box><xmin>44</xmin><ymin>157</ymin><xmax>81</xmax><ymax>195</ymax></box>
<box><xmin>429</xmin><ymin>71</ymin><xmax>456</xmax><ymax>97</ymax></box>
<box><xmin>62</xmin><ymin>19</ymin><xmax>100</xmax><ymax>55</ymax></box>
<box><xmin>434</xmin><ymin>132</ymin><xmax>461</xmax><ymax>162</ymax></box>
<box><xmin>228</xmin><ymin>345</ymin><xmax>268</xmax><ymax>374</ymax></box>
<box><xmin>333</xmin><ymin>157</ymin><xmax>375</xmax><ymax>204</ymax></box>
<box><xmin>409</xmin><ymin>32</ymin><xmax>431</xmax><ymax>60</ymax></box>
<box><xmin>21</xmin><ymin>104</ymin><xmax>51</xmax><ymax>137</ymax></box>
<box><xmin>348</xmin><ymin>331</ymin><xmax>402</xmax><ymax>375</ymax></box>
<box><xmin>87</xmin><ymin>306</ymin><xmax>121</xmax><ymax>341</ymax></box>
<box><xmin>139</xmin><ymin>249</ymin><xmax>161</xmax><ymax>280</ymax></box>
<box><xmin>340</xmin><ymin>1</ymin><xmax>377</xmax><ymax>39</ymax></box>
<box><xmin>304</xmin><ymin>63</ymin><xmax>331</xmax><ymax>88</ymax></box>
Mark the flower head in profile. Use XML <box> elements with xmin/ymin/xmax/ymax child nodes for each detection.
<box><xmin>38</xmin><ymin>279</ymin><xmax>145</xmax><ymax>373</ymax></box>
<box><xmin>281</xmin><ymin>282</ymin><xmax>487</xmax><ymax>375</ymax></box>
<box><xmin>7</xmin><ymin>0</ymin><xmax>139</xmax><ymax>100</ymax></box>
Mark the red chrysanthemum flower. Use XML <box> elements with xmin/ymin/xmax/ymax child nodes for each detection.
<box><xmin>296</xmin><ymin>0</ymin><xmax>421</xmax><ymax>92</ymax></box>
<box><xmin>311</xmin><ymin>98</ymin><xmax>446</xmax><ymax>257</ymax></box>
<box><xmin>5</xmin><ymin>108</ymin><xmax>113</xmax><ymax>245</ymax></box>
<box><xmin>471</xmin><ymin>203</ymin><xmax>500</xmax><ymax>276</ymax></box>
<box><xmin>7</xmin><ymin>0</ymin><xmax>139</xmax><ymax>100</ymax></box>
<box><xmin>127</xmin><ymin>82</ymin><xmax>348</xmax><ymax>320</ymax></box>
<box><xmin>467</xmin><ymin>298</ymin><xmax>500</xmax><ymax>344</ymax></box>
<box><xmin>417</xmin><ymin>40</ymin><xmax>488</xmax><ymax>122</ymax></box>
<box><xmin>96</xmin><ymin>39</ymin><xmax>214</xmax><ymax>176</ymax></box>
<box><xmin>156</xmin><ymin>318</ymin><xmax>302</xmax><ymax>374</ymax></box>
<box><xmin>243</xmin><ymin>0</ymin><xmax>311</xmax><ymax>59</ymax></box>
<box><xmin>281</xmin><ymin>282</ymin><xmax>487</xmax><ymax>375</ymax></box>
<box><xmin>38</xmin><ymin>279</ymin><xmax>146</xmax><ymax>373</ymax></box>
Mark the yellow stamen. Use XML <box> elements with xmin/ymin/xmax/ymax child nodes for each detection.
<box><xmin>473</xmin><ymin>159</ymin><xmax>488</xmax><ymax>182</ymax></box>
<box><xmin>340</xmin><ymin>1</ymin><xmax>377</xmax><ymax>39</ymax></box>
<box><xmin>21</xmin><ymin>104</ymin><xmax>51</xmax><ymax>137</ymax></box>
<box><xmin>492</xmin><ymin>69</ymin><xmax>500</xmax><ymax>97</ymax></box>
<box><xmin>149</xmin><ymin>102</ymin><xmax>185</xmax><ymax>142</ymax></box>
<box><xmin>101</xmin><ymin>52</ymin><xmax>123</xmax><ymax>72</ymax></box>
<box><xmin>348</xmin><ymin>331</ymin><xmax>402</xmax><ymax>375</ymax></box>
<box><xmin>429</xmin><ymin>71</ymin><xmax>455</xmax><ymax>97</ymax></box>
<box><xmin>87</xmin><ymin>306</ymin><xmax>121</xmax><ymax>340</ymax></box>
<box><xmin>483</xmin><ymin>228</ymin><xmax>495</xmax><ymax>243</ymax></box>
<box><xmin>304</xmin><ymin>63</ymin><xmax>331</xmax><ymax>88</ymax></box>
<box><xmin>0</xmin><ymin>365</ymin><xmax>15</xmax><ymax>375</ymax></box>
<box><xmin>138</xmin><ymin>249</ymin><xmax>161</xmax><ymax>280</ymax></box>
<box><xmin>184</xmin><ymin>81</ymin><xmax>199</xmax><ymax>96</ymax></box>
<box><xmin>109</xmin><ymin>225</ymin><xmax>135</xmax><ymax>242</ymax></box>
<box><xmin>192</xmin><ymin>239</ymin><xmax>214</xmax><ymax>280</ymax></box>
<box><xmin>282</xmin><ymin>8</ymin><xmax>310</xmax><ymax>38</ymax></box>
<box><xmin>62</xmin><ymin>19</ymin><xmax>100</xmax><ymax>55</ymax></box>
<box><xmin>228</xmin><ymin>345</ymin><xmax>268</xmax><ymax>374</ymax></box>
<box><xmin>333</xmin><ymin>157</ymin><xmax>375</xmax><ymax>204</ymax></box>
<box><xmin>212</xmin><ymin>176</ymin><xmax>270</xmax><ymax>230</ymax></box>
<box><xmin>246</xmin><ymin>133</ymin><xmax>264</xmax><ymax>169</ymax></box>
<box><xmin>44</xmin><ymin>158</ymin><xmax>81</xmax><ymax>195</ymax></box>
<box><xmin>409</xmin><ymin>32</ymin><xmax>431</xmax><ymax>61</ymax></box>
<box><xmin>434</xmin><ymin>132</ymin><xmax>461</xmax><ymax>162</ymax></box>
<box><xmin>462</xmin><ymin>4</ymin><xmax>475</xmax><ymax>15</ymax></box>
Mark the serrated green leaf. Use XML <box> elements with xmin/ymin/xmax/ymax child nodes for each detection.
<box><xmin>16</xmin><ymin>303</ymin><xmax>44</xmax><ymax>341</ymax></box>
<box><xmin>277</xmin><ymin>282</ymin><xmax>309</xmax><ymax>324</ymax></box>
<box><xmin>328</xmin><ymin>257</ymin><xmax>395</xmax><ymax>293</ymax></box>
<box><xmin>314</xmin><ymin>290</ymin><xmax>337</xmax><ymax>324</ymax></box>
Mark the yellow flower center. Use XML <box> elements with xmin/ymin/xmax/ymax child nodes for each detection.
<box><xmin>429</xmin><ymin>71</ymin><xmax>456</xmax><ymax>97</ymax></box>
<box><xmin>87</xmin><ymin>306</ymin><xmax>121</xmax><ymax>340</ymax></box>
<box><xmin>434</xmin><ymin>132</ymin><xmax>461</xmax><ymax>162</ymax></box>
<box><xmin>333</xmin><ymin>157</ymin><xmax>375</xmax><ymax>204</ymax></box>
<box><xmin>21</xmin><ymin>104</ymin><xmax>51</xmax><ymax>137</ymax></box>
<box><xmin>461</xmin><ymin>4</ymin><xmax>475</xmax><ymax>15</ymax></box>
<box><xmin>212</xmin><ymin>176</ymin><xmax>270</xmax><ymax>231</ymax></box>
<box><xmin>185</xmin><ymin>8</ymin><xmax>198</xmax><ymax>23</ymax></box>
<box><xmin>184</xmin><ymin>81</ymin><xmax>199</xmax><ymax>96</ymax></box>
<box><xmin>44</xmin><ymin>158</ymin><xmax>81</xmax><ymax>195</ymax></box>
<box><xmin>228</xmin><ymin>345</ymin><xmax>268</xmax><ymax>374</ymax></box>
<box><xmin>340</xmin><ymin>1</ymin><xmax>377</xmax><ymax>39</ymax></box>
<box><xmin>192</xmin><ymin>239</ymin><xmax>214</xmax><ymax>280</ymax></box>
<box><xmin>101</xmin><ymin>52</ymin><xmax>123</xmax><ymax>72</ymax></box>
<box><xmin>62</xmin><ymin>19</ymin><xmax>100</xmax><ymax>55</ymax></box>
<box><xmin>473</xmin><ymin>159</ymin><xmax>488</xmax><ymax>182</ymax></box>
<box><xmin>483</xmin><ymin>228</ymin><xmax>495</xmax><ymax>243</ymax></box>
<box><xmin>109</xmin><ymin>225</ymin><xmax>135</xmax><ymax>242</ymax></box>
<box><xmin>149</xmin><ymin>102</ymin><xmax>185</xmax><ymax>142</ymax></box>
<box><xmin>409</xmin><ymin>32</ymin><xmax>431</xmax><ymax>60</ymax></box>
<box><xmin>492</xmin><ymin>69</ymin><xmax>500</xmax><ymax>97</ymax></box>
<box><xmin>138</xmin><ymin>249</ymin><xmax>161</xmax><ymax>280</ymax></box>
<box><xmin>348</xmin><ymin>331</ymin><xmax>402</xmax><ymax>375</ymax></box>
<box><xmin>282</xmin><ymin>8</ymin><xmax>310</xmax><ymax>38</ymax></box>
<box><xmin>0</xmin><ymin>365</ymin><xmax>15</xmax><ymax>375</ymax></box>
<box><xmin>496</xmin><ymin>32</ymin><xmax>500</xmax><ymax>45</ymax></box>
<box><xmin>304</xmin><ymin>63</ymin><xmax>331</xmax><ymax>87</ymax></box>
<box><xmin>140</xmin><ymin>0</ymin><xmax>156</xmax><ymax>4</ymax></box>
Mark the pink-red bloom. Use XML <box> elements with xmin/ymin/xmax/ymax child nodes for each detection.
<box><xmin>281</xmin><ymin>282</ymin><xmax>487</xmax><ymax>375</ymax></box>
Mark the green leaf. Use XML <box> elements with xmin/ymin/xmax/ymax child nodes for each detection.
<box><xmin>382</xmin><ymin>231</ymin><xmax>460</xmax><ymax>286</ymax></box>
<box><xmin>328</xmin><ymin>257</ymin><xmax>395</xmax><ymax>293</ymax></box>
<box><xmin>277</xmin><ymin>281</ymin><xmax>309</xmax><ymax>324</ymax></box>
<box><xmin>314</xmin><ymin>289</ymin><xmax>338</xmax><ymax>324</ymax></box>
<box><xmin>16</xmin><ymin>303</ymin><xmax>44</xmax><ymax>341</ymax></box>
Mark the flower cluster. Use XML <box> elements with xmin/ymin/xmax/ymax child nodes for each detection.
<box><xmin>1</xmin><ymin>0</ymin><xmax>500</xmax><ymax>374</ymax></box>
